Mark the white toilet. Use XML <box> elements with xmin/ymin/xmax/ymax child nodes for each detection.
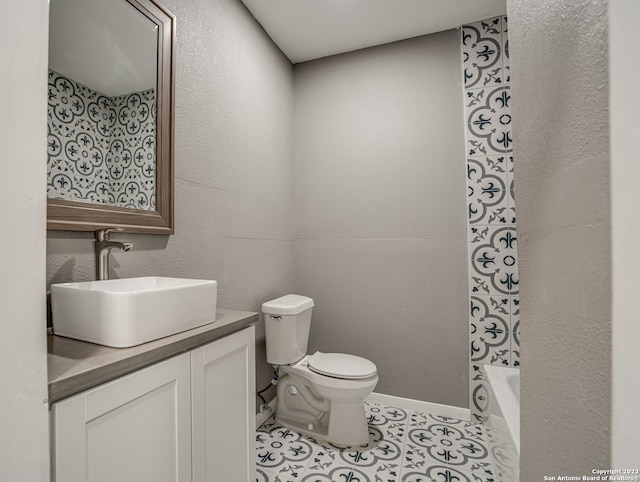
<box><xmin>262</xmin><ymin>294</ymin><xmax>378</xmax><ymax>446</ymax></box>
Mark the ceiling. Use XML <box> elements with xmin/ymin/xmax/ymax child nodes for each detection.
<box><xmin>240</xmin><ymin>0</ymin><xmax>507</xmax><ymax>64</ymax></box>
<box><xmin>49</xmin><ymin>0</ymin><xmax>157</xmax><ymax>96</ymax></box>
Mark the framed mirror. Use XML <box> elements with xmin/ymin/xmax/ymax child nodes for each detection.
<box><xmin>47</xmin><ymin>0</ymin><xmax>175</xmax><ymax>234</ymax></box>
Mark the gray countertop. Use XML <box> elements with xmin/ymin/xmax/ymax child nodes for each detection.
<box><xmin>48</xmin><ymin>308</ymin><xmax>258</xmax><ymax>404</ymax></box>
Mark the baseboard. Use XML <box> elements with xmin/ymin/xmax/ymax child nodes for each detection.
<box><xmin>256</xmin><ymin>397</ymin><xmax>277</xmax><ymax>429</ymax></box>
<box><xmin>258</xmin><ymin>393</ymin><xmax>470</xmax><ymax>428</ymax></box>
<box><xmin>366</xmin><ymin>392</ymin><xmax>470</xmax><ymax>422</ymax></box>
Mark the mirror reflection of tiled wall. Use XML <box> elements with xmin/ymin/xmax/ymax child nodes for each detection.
<box><xmin>47</xmin><ymin>70</ymin><xmax>156</xmax><ymax>210</ymax></box>
<box><xmin>461</xmin><ymin>17</ymin><xmax>520</xmax><ymax>423</ymax></box>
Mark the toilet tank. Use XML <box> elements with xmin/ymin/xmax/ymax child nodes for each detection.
<box><xmin>262</xmin><ymin>294</ymin><xmax>314</xmax><ymax>366</ymax></box>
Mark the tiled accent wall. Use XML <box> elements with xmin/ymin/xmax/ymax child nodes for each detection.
<box><xmin>47</xmin><ymin>70</ymin><xmax>156</xmax><ymax>210</ymax></box>
<box><xmin>461</xmin><ymin>17</ymin><xmax>520</xmax><ymax>423</ymax></box>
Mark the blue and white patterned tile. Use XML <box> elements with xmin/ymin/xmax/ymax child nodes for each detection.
<box><xmin>258</xmin><ymin>467</ymin><xmax>305</xmax><ymax>482</ymax></box>
<box><xmin>360</xmin><ymin>462</ymin><xmax>402</xmax><ymax>482</ymax></box>
<box><xmin>457</xmin><ymin>464</ymin><xmax>497</xmax><ymax>482</ymax></box>
<box><xmin>339</xmin><ymin>431</ymin><xmax>403</xmax><ymax>470</ymax></box>
<box><xmin>470</xmin><ymin>296</ymin><xmax>511</xmax><ymax>366</ymax></box>
<box><xmin>365</xmin><ymin>403</ymin><xmax>409</xmax><ymax>444</ymax></box>
<box><xmin>462</xmin><ymin>17</ymin><xmax>504</xmax><ymax>89</ymax></box>
<box><xmin>406</xmin><ymin>420</ymin><xmax>491</xmax><ymax>475</ymax></box>
<box><xmin>366</xmin><ymin>403</ymin><xmax>409</xmax><ymax>426</ymax></box>
<box><xmin>258</xmin><ymin>403</ymin><xmax>497</xmax><ymax>481</ymax></box>
<box><xmin>501</xmin><ymin>16</ymin><xmax>510</xmax><ymax>85</ymax></box>
<box><xmin>257</xmin><ymin>467</ymin><xmax>273</xmax><ymax>482</ymax></box>
<box><xmin>257</xmin><ymin>415</ymin><xmax>278</xmax><ymax>433</ymax></box>
<box><xmin>303</xmin><ymin>425</ymin><xmax>403</xmax><ymax>476</ymax></box>
<box><xmin>409</xmin><ymin>413</ymin><xmax>484</xmax><ymax>443</ymax></box>
<box><xmin>300</xmin><ymin>466</ymin><xmax>374</xmax><ymax>482</ymax></box>
<box><xmin>303</xmin><ymin>443</ymin><xmax>340</xmax><ymax>474</ymax></box>
<box><xmin>48</xmin><ymin>71</ymin><xmax>88</xmax><ymax>125</ymax></box>
<box><xmin>48</xmin><ymin>158</ymin><xmax>86</xmax><ymax>202</ymax></box>
<box><xmin>401</xmin><ymin>442</ymin><xmax>448</xmax><ymax>475</ymax></box>
<box><xmin>504</xmin><ymin>151</ymin><xmax>516</xmax><ymax>226</ymax></box>
<box><xmin>507</xmin><ymin>176</ymin><xmax>517</xmax><ymax>225</ymax></box>
<box><xmin>510</xmin><ymin>297</ymin><xmax>520</xmax><ymax>367</ymax></box>
<box><xmin>463</xmin><ymin>15</ymin><xmax>518</xmax><ymax>424</ymax></box>
<box><xmin>404</xmin><ymin>414</ymin><xmax>493</xmax><ymax>479</ymax></box>
<box><xmin>508</xmin><ymin>231</ymin><xmax>519</xmax><ymax>296</ymax></box>
<box><xmin>469</xmin><ymin>363</ymin><xmax>489</xmax><ymax>424</ymax></box>
<box><xmin>502</xmin><ymin>152</ymin><xmax>514</xmax><ymax>176</ymax></box>
<box><xmin>46</xmin><ymin>69</ymin><xmax>156</xmax><ymax>210</ymax></box>
<box><xmin>274</xmin><ymin>465</ymin><xmax>307</xmax><ymax>481</ymax></box>
<box><xmin>47</xmin><ymin>124</ymin><xmax>64</xmax><ymax>161</ymax></box>
<box><xmin>342</xmin><ymin>445</ymin><xmax>403</xmax><ymax>481</ymax></box>
<box><xmin>464</xmin><ymin>86</ymin><xmax>513</xmax><ymax>157</ymax></box>
<box><xmin>256</xmin><ymin>419</ymin><xmax>316</xmax><ymax>478</ymax></box>
<box><xmin>468</xmin><ymin>225</ymin><xmax>519</xmax><ymax>296</ymax></box>
<box><xmin>401</xmin><ymin>465</ymin><xmax>495</xmax><ymax>482</ymax></box>
<box><xmin>467</xmin><ymin>156</ymin><xmax>509</xmax><ymax>225</ymax></box>
<box><xmin>47</xmin><ymin>112</ymin><xmax>110</xmax><ymax>204</ymax></box>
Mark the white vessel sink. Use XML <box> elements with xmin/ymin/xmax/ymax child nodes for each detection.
<box><xmin>51</xmin><ymin>277</ymin><xmax>217</xmax><ymax>348</ymax></box>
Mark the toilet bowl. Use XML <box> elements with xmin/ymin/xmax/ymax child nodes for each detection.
<box><xmin>276</xmin><ymin>352</ymin><xmax>378</xmax><ymax>446</ymax></box>
<box><xmin>262</xmin><ymin>295</ymin><xmax>378</xmax><ymax>446</ymax></box>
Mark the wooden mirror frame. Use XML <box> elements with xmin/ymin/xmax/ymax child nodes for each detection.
<box><xmin>47</xmin><ymin>0</ymin><xmax>175</xmax><ymax>234</ymax></box>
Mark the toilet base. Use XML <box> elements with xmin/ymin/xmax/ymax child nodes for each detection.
<box><xmin>275</xmin><ymin>403</ymin><xmax>370</xmax><ymax>447</ymax></box>
<box><xmin>275</xmin><ymin>369</ymin><xmax>376</xmax><ymax>446</ymax></box>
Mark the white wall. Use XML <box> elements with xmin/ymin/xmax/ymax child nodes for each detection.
<box><xmin>610</xmin><ymin>0</ymin><xmax>640</xmax><ymax>466</ymax></box>
<box><xmin>0</xmin><ymin>0</ymin><xmax>50</xmax><ymax>479</ymax></box>
<box><xmin>508</xmin><ymin>0</ymin><xmax>611</xmax><ymax>476</ymax></box>
<box><xmin>294</xmin><ymin>31</ymin><xmax>469</xmax><ymax>407</ymax></box>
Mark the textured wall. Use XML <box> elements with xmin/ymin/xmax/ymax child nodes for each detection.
<box><xmin>610</xmin><ymin>0</ymin><xmax>640</xmax><ymax>466</ymax></box>
<box><xmin>293</xmin><ymin>31</ymin><xmax>469</xmax><ymax>407</ymax></box>
<box><xmin>1</xmin><ymin>0</ymin><xmax>50</xmax><ymax>479</ymax></box>
<box><xmin>508</xmin><ymin>0</ymin><xmax>611</xmax><ymax>476</ymax></box>
<box><xmin>47</xmin><ymin>0</ymin><xmax>295</xmax><ymax>400</ymax></box>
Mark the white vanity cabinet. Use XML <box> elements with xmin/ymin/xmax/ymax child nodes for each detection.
<box><xmin>51</xmin><ymin>352</ymin><xmax>193</xmax><ymax>481</ymax></box>
<box><xmin>191</xmin><ymin>325</ymin><xmax>255</xmax><ymax>481</ymax></box>
<box><xmin>51</xmin><ymin>326</ymin><xmax>255</xmax><ymax>482</ymax></box>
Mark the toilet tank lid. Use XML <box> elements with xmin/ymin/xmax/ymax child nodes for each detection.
<box><xmin>262</xmin><ymin>294</ymin><xmax>314</xmax><ymax>315</ymax></box>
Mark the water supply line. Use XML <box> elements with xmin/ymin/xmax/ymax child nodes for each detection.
<box><xmin>257</xmin><ymin>368</ymin><xmax>279</xmax><ymax>410</ymax></box>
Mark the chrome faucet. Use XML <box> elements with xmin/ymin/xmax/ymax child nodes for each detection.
<box><xmin>94</xmin><ymin>228</ymin><xmax>133</xmax><ymax>281</ymax></box>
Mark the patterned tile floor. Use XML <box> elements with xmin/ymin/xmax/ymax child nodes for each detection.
<box><xmin>256</xmin><ymin>402</ymin><xmax>496</xmax><ymax>482</ymax></box>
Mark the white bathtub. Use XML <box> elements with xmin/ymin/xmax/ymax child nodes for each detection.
<box><xmin>483</xmin><ymin>365</ymin><xmax>520</xmax><ymax>482</ymax></box>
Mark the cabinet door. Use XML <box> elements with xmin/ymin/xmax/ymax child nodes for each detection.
<box><xmin>52</xmin><ymin>353</ymin><xmax>192</xmax><ymax>482</ymax></box>
<box><xmin>191</xmin><ymin>326</ymin><xmax>256</xmax><ymax>482</ymax></box>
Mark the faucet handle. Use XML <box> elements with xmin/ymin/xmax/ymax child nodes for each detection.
<box><xmin>95</xmin><ymin>227</ymin><xmax>124</xmax><ymax>241</ymax></box>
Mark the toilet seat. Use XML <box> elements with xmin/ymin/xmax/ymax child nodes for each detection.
<box><xmin>306</xmin><ymin>352</ymin><xmax>377</xmax><ymax>380</ymax></box>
